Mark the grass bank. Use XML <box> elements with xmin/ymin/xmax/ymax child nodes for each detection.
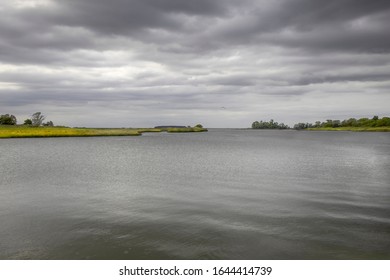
<box><xmin>306</xmin><ymin>126</ymin><xmax>390</xmax><ymax>132</ymax></box>
<box><xmin>165</xmin><ymin>127</ymin><xmax>208</xmax><ymax>133</ymax></box>
<box><xmin>0</xmin><ymin>126</ymin><xmax>141</xmax><ymax>138</ymax></box>
<box><xmin>0</xmin><ymin>126</ymin><xmax>207</xmax><ymax>138</ymax></box>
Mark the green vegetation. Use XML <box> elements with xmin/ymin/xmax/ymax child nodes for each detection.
<box><xmin>166</xmin><ymin>126</ymin><xmax>207</xmax><ymax>133</ymax></box>
<box><xmin>0</xmin><ymin>111</ymin><xmax>207</xmax><ymax>138</ymax></box>
<box><xmin>251</xmin><ymin>116</ymin><xmax>390</xmax><ymax>132</ymax></box>
<box><xmin>294</xmin><ymin>116</ymin><xmax>390</xmax><ymax>131</ymax></box>
<box><xmin>1</xmin><ymin>112</ymin><xmax>54</xmax><ymax>127</ymax></box>
<box><xmin>136</xmin><ymin>128</ymin><xmax>163</xmax><ymax>133</ymax></box>
<box><xmin>23</xmin><ymin>119</ymin><xmax>32</xmax><ymax>125</ymax></box>
<box><xmin>134</xmin><ymin>126</ymin><xmax>207</xmax><ymax>133</ymax></box>
<box><xmin>0</xmin><ymin>124</ymin><xmax>207</xmax><ymax>138</ymax></box>
<box><xmin>252</xmin><ymin>119</ymin><xmax>289</xmax><ymax>129</ymax></box>
<box><xmin>0</xmin><ymin>126</ymin><xmax>142</xmax><ymax>138</ymax></box>
<box><xmin>2</xmin><ymin>105</ymin><xmax>208</xmax><ymax>138</ymax></box>
<box><xmin>306</xmin><ymin>126</ymin><xmax>390</xmax><ymax>132</ymax></box>
<box><xmin>0</xmin><ymin>114</ymin><xmax>17</xmax><ymax>125</ymax></box>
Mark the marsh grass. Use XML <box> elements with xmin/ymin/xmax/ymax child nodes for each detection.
<box><xmin>0</xmin><ymin>126</ymin><xmax>208</xmax><ymax>138</ymax></box>
<box><xmin>0</xmin><ymin>126</ymin><xmax>141</xmax><ymax>138</ymax></box>
<box><xmin>307</xmin><ymin>126</ymin><xmax>390</xmax><ymax>132</ymax></box>
<box><xmin>166</xmin><ymin>127</ymin><xmax>208</xmax><ymax>133</ymax></box>
<box><xmin>134</xmin><ymin>128</ymin><xmax>162</xmax><ymax>133</ymax></box>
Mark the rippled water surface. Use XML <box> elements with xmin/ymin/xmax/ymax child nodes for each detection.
<box><xmin>1</xmin><ymin>129</ymin><xmax>389</xmax><ymax>259</ymax></box>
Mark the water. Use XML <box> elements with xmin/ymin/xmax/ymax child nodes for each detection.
<box><xmin>0</xmin><ymin>129</ymin><xmax>389</xmax><ymax>259</ymax></box>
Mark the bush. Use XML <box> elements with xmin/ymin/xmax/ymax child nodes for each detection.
<box><xmin>0</xmin><ymin>114</ymin><xmax>17</xmax><ymax>125</ymax></box>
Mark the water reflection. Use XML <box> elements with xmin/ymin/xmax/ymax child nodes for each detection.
<box><xmin>0</xmin><ymin>130</ymin><xmax>389</xmax><ymax>259</ymax></box>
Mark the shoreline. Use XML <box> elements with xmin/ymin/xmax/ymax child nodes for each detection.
<box><xmin>306</xmin><ymin>126</ymin><xmax>390</xmax><ymax>132</ymax></box>
<box><xmin>0</xmin><ymin>126</ymin><xmax>208</xmax><ymax>139</ymax></box>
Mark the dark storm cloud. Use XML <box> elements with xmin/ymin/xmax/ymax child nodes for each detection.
<box><xmin>259</xmin><ymin>0</ymin><xmax>390</xmax><ymax>30</ymax></box>
<box><xmin>212</xmin><ymin>0</ymin><xmax>390</xmax><ymax>53</ymax></box>
<box><xmin>11</xmin><ymin>0</ymin><xmax>237</xmax><ymax>38</ymax></box>
<box><xmin>295</xmin><ymin>71</ymin><xmax>390</xmax><ymax>86</ymax></box>
<box><xmin>2</xmin><ymin>0</ymin><xmax>390</xmax><ymax>60</ymax></box>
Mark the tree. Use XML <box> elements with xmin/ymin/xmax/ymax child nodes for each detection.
<box><xmin>324</xmin><ymin>119</ymin><xmax>333</xmax><ymax>127</ymax></box>
<box><xmin>377</xmin><ymin>117</ymin><xmax>390</xmax><ymax>126</ymax></box>
<box><xmin>294</xmin><ymin>123</ymin><xmax>308</xmax><ymax>130</ymax></box>
<box><xmin>43</xmin><ymin>121</ymin><xmax>54</xmax><ymax>126</ymax></box>
<box><xmin>332</xmin><ymin>120</ymin><xmax>341</xmax><ymax>127</ymax></box>
<box><xmin>357</xmin><ymin>118</ymin><xmax>370</xmax><ymax>126</ymax></box>
<box><xmin>279</xmin><ymin>122</ymin><xmax>287</xmax><ymax>129</ymax></box>
<box><xmin>31</xmin><ymin>112</ymin><xmax>45</xmax><ymax>126</ymax></box>
<box><xmin>252</xmin><ymin>119</ymin><xmax>290</xmax><ymax>129</ymax></box>
<box><xmin>293</xmin><ymin>115</ymin><xmax>390</xmax><ymax>129</ymax></box>
<box><xmin>0</xmin><ymin>114</ymin><xmax>17</xmax><ymax>125</ymax></box>
<box><xmin>195</xmin><ymin>124</ymin><xmax>203</xmax><ymax>128</ymax></box>
<box><xmin>23</xmin><ymin>119</ymin><xmax>32</xmax><ymax>125</ymax></box>
<box><xmin>341</xmin><ymin>118</ymin><xmax>357</xmax><ymax>127</ymax></box>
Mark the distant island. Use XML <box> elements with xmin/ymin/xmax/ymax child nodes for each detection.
<box><xmin>0</xmin><ymin>112</ymin><xmax>207</xmax><ymax>138</ymax></box>
<box><xmin>252</xmin><ymin>116</ymin><xmax>390</xmax><ymax>132</ymax></box>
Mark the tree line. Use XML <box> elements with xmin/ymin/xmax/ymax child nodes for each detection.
<box><xmin>293</xmin><ymin>116</ymin><xmax>390</xmax><ymax>130</ymax></box>
<box><xmin>0</xmin><ymin>112</ymin><xmax>54</xmax><ymax>126</ymax></box>
<box><xmin>252</xmin><ymin>116</ymin><xmax>390</xmax><ymax>130</ymax></box>
<box><xmin>252</xmin><ymin>119</ymin><xmax>289</xmax><ymax>129</ymax></box>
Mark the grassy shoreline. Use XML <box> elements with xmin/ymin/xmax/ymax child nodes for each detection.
<box><xmin>0</xmin><ymin>126</ymin><xmax>207</xmax><ymax>138</ymax></box>
<box><xmin>306</xmin><ymin>126</ymin><xmax>390</xmax><ymax>132</ymax></box>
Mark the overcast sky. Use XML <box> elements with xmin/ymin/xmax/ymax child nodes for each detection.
<box><xmin>1</xmin><ymin>0</ymin><xmax>389</xmax><ymax>127</ymax></box>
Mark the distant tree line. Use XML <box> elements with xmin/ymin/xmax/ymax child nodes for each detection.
<box><xmin>252</xmin><ymin>119</ymin><xmax>289</xmax><ymax>129</ymax></box>
<box><xmin>293</xmin><ymin>116</ymin><xmax>390</xmax><ymax>130</ymax></box>
<box><xmin>154</xmin><ymin>124</ymin><xmax>203</xmax><ymax>129</ymax></box>
<box><xmin>0</xmin><ymin>112</ymin><xmax>54</xmax><ymax>127</ymax></box>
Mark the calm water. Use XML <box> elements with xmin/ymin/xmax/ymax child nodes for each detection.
<box><xmin>0</xmin><ymin>129</ymin><xmax>389</xmax><ymax>259</ymax></box>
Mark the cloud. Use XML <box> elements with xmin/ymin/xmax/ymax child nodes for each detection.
<box><xmin>0</xmin><ymin>0</ymin><xmax>389</xmax><ymax>127</ymax></box>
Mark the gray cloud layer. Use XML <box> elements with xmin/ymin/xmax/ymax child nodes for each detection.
<box><xmin>1</xmin><ymin>0</ymin><xmax>389</xmax><ymax>127</ymax></box>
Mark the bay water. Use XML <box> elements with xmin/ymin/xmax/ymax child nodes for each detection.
<box><xmin>1</xmin><ymin>129</ymin><xmax>389</xmax><ymax>259</ymax></box>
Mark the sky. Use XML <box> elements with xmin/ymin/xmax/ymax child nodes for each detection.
<box><xmin>1</xmin><ymin>0</ymin><xmax>390</xmax><ymax>128</ymax></box>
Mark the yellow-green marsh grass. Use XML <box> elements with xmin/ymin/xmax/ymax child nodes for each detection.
<box><xmin>166</xmin><ymin>127</ymin><xmax>208</xmax><ymax>133</ymax></box>
<box><xmin>0</xmin><ymin>126</ymin><xmax>141</xmax><ymax>138</ymax></box>
<box><xmin>133</xmin><ymin>128</ymin><xmax>162</xmax><ymax>133</ymax></box>
<box><xmin>0</xmin><ymin>126</ymin><xmax>208</xmax><ymax>138</ymax></box>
